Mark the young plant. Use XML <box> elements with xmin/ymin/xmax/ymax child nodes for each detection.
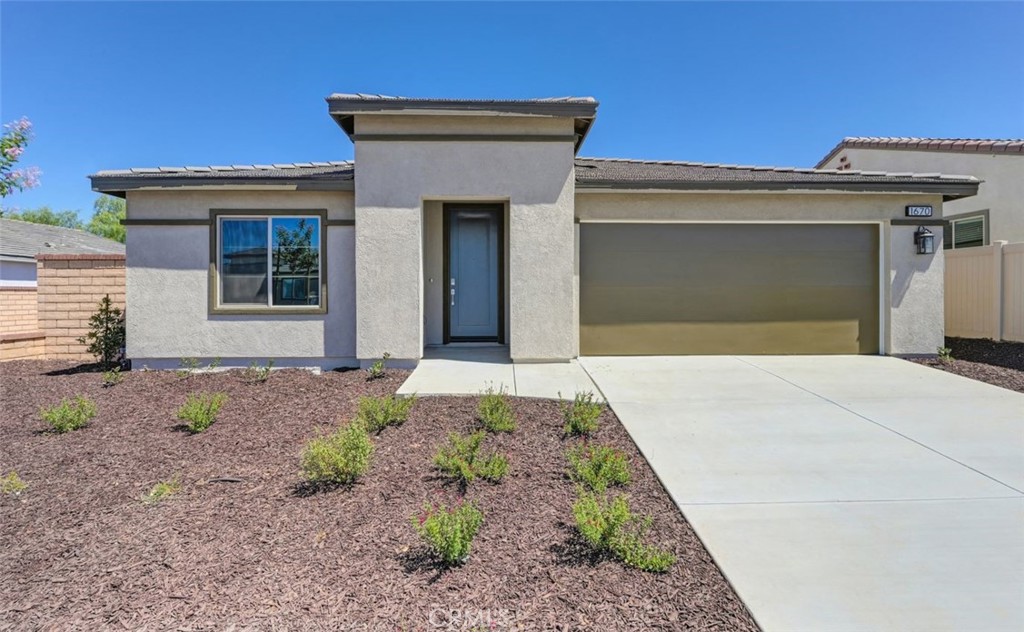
<box><xmin>41</xmin><ymin>396</ymin><xmax>97</xmax><ymax>433</ymax></box>
<box><xmin>102</xmin><ymin>366</ymin><xmax>124</xmax><ymax>387</ymax></box>
<box><xmin>560</xmin><ymin>391</ymin><xmax>603</xmax><ymax>437</ymax></box>
<box><xmin>567</xmin><ymin>442</ymin><xmax>631</xmax><ymax>492</ymax></box>
<box><xmin>938</xmin><ymin>346</ymin><xmax>954</xmax><ymax>363</ymax></box>
<box><xmin>176</xmin><ymin>392</ymin><xmax>227</xmax><ymax>433</ymax></box>
<box><xmin>76</xmin><ymin>295</ymin><xmax>124</xmax><ymax>368</ymax></box>
<box><xmin>300</xmin><ymin>422</ymin><xmax>375</xmax><ymax>485</ymax></box>
<box><xmin>1</xmin><ymin>471</ymin><xmax>27</xmax><ymax>497</ymax></box>
<box><xmin>412</xmin><ymin>499</ymin><xmax>484</xmax><ymax>566</ymax></box>
<box><xmin>142</xmin><ymin>477</ymin><xmax>181</xmax><ymax>504</ymax></box>
<box><xmin>477</xmin><ymin>385</ymin><xmax>516</xmax><ymax>433</ymax></box>
<box><xmin>366</xmin><ymin>351</ymin><xmax>391</xmax><ymax>380</ymax></box>
<box><xmin>242</xmin><ymin>359</ymin><xmax>274</xmax><ymax>384</ymax></box>
<box><xmin>176</xmin><ymin>357</ymin><xmax>199</xmax><ymax>378</ymax></box>
<box><xmin>433</xmin><ymin>431</ymin><xmax>508</xmax><ymax>485</ymax></box>
<box><xmin>572</xmin><ymin>491</ymin><xmax>675</xmax><ymax>572</ymax></box>
<box><xmin>356</xmin><ymin>394</ymin><xmax>415</xmax><ymax>433</ymax></box>
<box><xmin>208</xmin><ymin>357</ymin><xmax>222</xmax><ymax>370</ymax></box>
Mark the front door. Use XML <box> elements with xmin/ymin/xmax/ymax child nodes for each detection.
<box><xmin>445</xmin><ymin>204</ymin><xmax>502</xmax><ymax>342</ymax></box>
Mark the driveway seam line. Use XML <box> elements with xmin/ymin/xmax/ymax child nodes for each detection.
<box><xmin>576</xmin><ymin>359</ymin><xmax>609</xmax><ymax>403</ymax></box>
<box><xmin>735</xmin><ymin>357</ymin><xmax>1024</xmax><ymax>497</ymax></box>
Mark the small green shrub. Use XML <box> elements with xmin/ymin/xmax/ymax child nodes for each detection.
<box><xmin>567</xmin><ymin>442</ymin><xmax>631</xmax><ymax>492</ymax></box>
<box><xmin>560</xmin><ymin>391</ymin><xmax>603</xmax><ymax>436</ymax></box>
<box><xmin>356</xmin><ymin>394</ymin><xmax>415</xmax><ymax>433</ymax></box>
<box><xmin>366</xmin><ymin>351</ymin><xmax>391</xmax><ymax>380</ymax></box>
<box><xmin>242</xmin><ymin>359</ymin><xmax>274</xmax><ymax>384</ymax></box>
<box><xmin>1</xmin><ymin>471</ymin><xmax>27</xmax><ymax>497</ymax></box>
<box><xmin>208</xmin><ymin>357</ymin><xmax>222</xmax><ymax>370</ymax></box>
<box><xmin>300</xmin><ymin>422</ymin><xmax>374</xmax><ymax>485</ymax></box>
<box><xmin>102</xmin><ymin>366</ymin><xmax>124</xmax><ymax>387</ymax></box>
<box><xmin>572</xmin><ymin>491</ymin><xmax>675</xmax><ymax>572</ymax></box>
<box><xmin>412</xmin><ymin>499</ymin><xmax>484</xmax><ymax>566</ymax></box>
<box><xmin>477</xmin><ymin>385</ymin><xmax>515</xmax><ymax>433</ymax></box>
<box><xmin>76</xmin><ymin>295</ymin><xmax>124</xmax><ymax>368</ymax></box>
<box><xmin>41</xmin><ymin>396</ymin><xmax>96</xmax><ymax>433</ymax></box>
<box><xmin>938</xmin><ymin>346</ymin><xmax>953</xmax><ymax>363</ymax></box>
<box><xmin>142</xmin><ymin>477</ymin><xmax>181</xmax><ymax>504</ymax></box>
<box><xmin>433</xmin><ymin>431</ymin><xmax>508</xmax><ymax>485</ymax></box>
<box><xmin>176</xmin><ymin>357</ymin><xmax>199</xmax><ymax>378</ymax></box>
<box><xmin>176</xmin><ymin>392</ymin><xmax>227</xmax><ymax>433</ymax></box>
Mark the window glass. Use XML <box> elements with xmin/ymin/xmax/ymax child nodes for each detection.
<box><xmin>271</xmin><ymin>217</ymin><xmax>320</xmax><ymax>306</ymax></box>
<box><xmin>220</xmin><ymin>219</ymin><xmax>269</xmax><ymax>304</ymax></box>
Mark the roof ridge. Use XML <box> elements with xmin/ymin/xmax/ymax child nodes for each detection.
<box><xmin>576</xmin><ymin>157</ymin><xmax>978</xmax><ymax>181</ymax></box>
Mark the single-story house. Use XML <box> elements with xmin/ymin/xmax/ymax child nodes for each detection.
<box><xmin>89</xmin><ymin>94</ymin><xmax>979</xmax><ymax>369</ymax></box>
<box><xmin>816</xmin><ymin>138</ymin><xmax>1023</xmax><ymax>249</ymax></box>
<box><xmin>0</xmin><ymin>218</ymin><xmax>125</xmax><ymax>287</ymax></box>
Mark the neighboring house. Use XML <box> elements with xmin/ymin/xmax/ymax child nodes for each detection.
<box><xmin>89</xmin><ymin>94</ymin><xmax>979</xmax><ymax>369</ymax></box>
<box><xmin>816</xmin><ymin>138</ymin><xmax>1024</xmax><ymax>249</ymax></box>
<box><xmin>0</xmin><ymin>218</ymin><xmax>125</xmax><ymax>287</ymax></box>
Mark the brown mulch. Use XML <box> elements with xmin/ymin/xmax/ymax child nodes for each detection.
<box><xmin>909</xmin><ymin>337</ymin><xmax>1024</xmax><ymax>393</ymax></box>
<box><xmin>0</xmin><ymin>361</ymin><xmax>756</xmax><ymax>631</ymax></box>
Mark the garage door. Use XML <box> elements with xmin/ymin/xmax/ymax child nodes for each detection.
<box><xmin>580</xmin><ymin>223</ymin><xmax>879</xmax><ymax>355</ymax></box>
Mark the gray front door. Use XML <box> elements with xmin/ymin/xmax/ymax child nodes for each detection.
<box><xmin>446</xmin><ymin>205</ymin><xmax>501</xmax><ymax>341</ymax></box>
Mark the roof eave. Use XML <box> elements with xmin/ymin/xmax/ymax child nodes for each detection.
<box><xmin>89</xmin><ymin>176</ymin><xmax>355</xmax><ymax>198</ymax></box>
<box><xmin>576</xmin><ymin>179</ymin><xmax>980</xmax><ymax>201</ymax></box>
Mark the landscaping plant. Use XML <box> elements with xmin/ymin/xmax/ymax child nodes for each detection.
<box><xmin>560</xmin><ymin>391</ymin><xmax>603</xmax><ymax>436</ymax></box>
<box><xmin>176</xmin><ymin>392</ymin><xmax>227</xmax><ymax>433</ymax></box>
<box><xmin>356</xmin><ymin>394</ymin><xmax>415</xmax><ymax>433</ymax></box>
<box><xmin>300</xmin><ymin>422</ymin><xmax>374</xmax><ymax>485</ymax></box>
<box><xmin>366</xmin><ymin>351</ymin><xmax>391</xmax><ymax>380</ymax></box>
<box><xmin>242</xmin><ymin>359</ymin><xmax>274</xmax><ymax>384</ymax></box>
<box><xmin>176</xmin><ymin>357</ymin><xmax>200</xmax><ymax>378</ymax></box>
<box><xmin>1</xmin><ymin>471</ymin><xmax>27</xmax><ymax>497</ymax></box>
<box><xmin>477</xmin><ymin>385</ymin><xmax>515</xmax><ymax>433</ymax></box>
<box><xmin>567</xmin><ymin>442</ymin><xmax>631</xmax><ymax>492</ymax></box>
<box><xmin>412</xmin><ymin>499</ymin><xmax>484</xmax><ymax>566</ymax></box>
<box><xmin>142</xmin><ymin>477</ymin><xmax>181</xmax><ymax>504</ymax></box>
<box><xmin>76</xmin><ymin>295</ymin><xmax>125</xmax><ymax>368</ymax></box>
<box><xmin>938</xmin><ymin>346</ymin><xmax>954</xmax><ymax>363</ymax></box>
<box><xmin>572</xmin><ymin>490</ymin><xmax>676</xmax><ymax>572</ymax></box>
<box><xmin>41</xmin><ymin>395</ymin><xmax>97</xmax><ymax>433</ymax></box>
<box><xmin>102</xmin><ymin>366</ymin><xmax>124</xmax><ymax>387</ymax></box>
<box><xmin>433</xmin><ymin>431</ymin><xmax>508</xmax><ymax>485</ymax></box>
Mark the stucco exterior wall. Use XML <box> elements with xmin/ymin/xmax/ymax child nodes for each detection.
<box><xmin>124</xmin><ymin>190</ymin><xmax>356</xmax><ymax>366</ymax></box>
<box><xmin>821</xmin><ymin>149</ymin><xmax>1023</xmax><ymax>243</ymax></box>
<box><xmin>574</xmin><ymin>191</ymin><xmax>947</xmax><ymax>355</ymax></box>
<box><xmin>354</xmin><ymin>115</ymin><xmax>576</xmax><ymax>363</ymax></box>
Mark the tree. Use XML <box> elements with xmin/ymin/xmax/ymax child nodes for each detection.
<box><xmin>86</xmin><ymin>195</ymin><xmax>126</xmax><ymax>243</ymax></box>
<box><xmin>1</xmin><ymin>117</ymin><xmax>41</xmax><ymax>197</ymax></box>
<box><xmin>77</xmin><ymin>295</ymin><xmax>125</xmax><ymax>368</ymax></box>
<box><xmin>2</xmin><ymin>206</ymin><xmax>82</xmax><ymax>229</ymax></box>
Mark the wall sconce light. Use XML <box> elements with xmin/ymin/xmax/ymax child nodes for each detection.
<box><xmin>914</xmin><ymin>226</ymin><xmax>935</xmax><ymax>255</ymax></box>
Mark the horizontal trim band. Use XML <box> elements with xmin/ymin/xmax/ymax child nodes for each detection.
<box><xmin>122</xmin><ymin>219</ymin><xmax>210</xmax><ymax>226</ymax></box>
<box><xmin>351</xmin><ymin>133</ymin><xmax>577</xmax><ymax>143</ymax></box>
<box><xmin>326</xmin><ymin>219</ymin><xmax>355</xmax><ymax>226</ymax></box>
<box><xmin>0</xmin><ymin>330</ymin><xmax>46</xmax><ymax>343</ymax></box>
<box><xmin>576</xmin><ymin>179</ymin><xmax>978</xmax><ymax>199</ymax></box>
<box><xmin>891</xmin><ymin>218</ymin><xmax>949</xmax><ymax>227</ymax></box>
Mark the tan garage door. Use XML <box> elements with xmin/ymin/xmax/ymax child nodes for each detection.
<box><xmin>580</xmin><ymin>223</ymin><xmax>880</xmax><ymax>355</ymax></box>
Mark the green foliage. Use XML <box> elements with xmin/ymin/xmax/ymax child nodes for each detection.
<box><xmin>142</xmin><ymin>477</ymin><xmax>181</xmax><ymax>504</ymax></box>
<box><xmin>477</xmin><ymin>385</ymin><xmax>516</xmax><ymax>433</ymax></box>
<box><xmin>3</xmin><ymin>206</ymin><xmax>79</xmax><ymax>228</ymax></box>
<box><xmin>572</xmin><ymin>491</ymin><xmax>676</xmax><ymax>572</ymax></box>
<box><xmin>300</xmin><ymin>422</ymin><xmax>374</xmax><ymax>485</ymax></box>
<box><xmin>567</xmin><ymin>442</ymin><xmax>631</xmax><ymax>492</ymax></box>
<box><xmin>41</xmin><ymin>396</ymin><xmax>96</xmax><ymax>433</ymax></box>
<box><xmin>938</xmin><ymin>346</ymin><xmax>953</xmax><ymax>363</ymax></box>
<box><xmin>433</xmin><ymin>431</ymin><xmax>509</xmax><ymax>485</ymax></box>
<box><xmin>102</xmin><ymin>366</ymin><xmax>124</xmax><ymax>387</ymax></box>
<box><xmin>366</xmin><ymin>351</ymin><xmax>391</xmax><ymax>380</ymax></box>
<box><xmin>560</xmin><ymin>391</ymin><xmax>603</xmax><ymax>436</ymax></box>
<box><xmin>176</xmin><ymin>357</ymin><xmax>199</xmax><ymax>378</ymax></box>
<box><xmin>1</xmin><ymin>471</ymin><xmax>27</xmax><ymax>497</ymax></box>
<box><xmin>356</xmin><ymin>394</ymin><xmax>415</xmax><ymax>433</ymax></box>
<box><xmin>86</xmin><ymin>195</ymin><xmax>126</xmax><ymax>243</ymax></box>
<box><xmin>76</xmin><ymin>295</ymin><xmax>124</xmax><ymax>368</ymax></box>
<box><xmin>176</xmin><ymin>392</ymin><xmax>227</xmax><ymax>433</ymax></box>
<box><xmin>412</xmin><ymin>500</ymin><xmax>484</xmax><ymax>566</ymax></box>
<box><xmin>242</xmin><ymin>359</ymin><xmax>274</xmax><ymax>384</ymax></box>
<box><xmin>208</xmin><ymin>357</ymin><xmax>222</xmax><ymax>370</ymax></box>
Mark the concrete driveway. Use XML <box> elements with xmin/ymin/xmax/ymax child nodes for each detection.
<box><xmin>580</xmin><ymin>355</ymin><xmax>1024</xmax><ymax>632</ymax></box>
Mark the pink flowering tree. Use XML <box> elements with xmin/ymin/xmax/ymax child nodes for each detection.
<box><xmin>1</xmin><ymin>117</ymin><xmax>41</xmax><ymax>197</ymax></box>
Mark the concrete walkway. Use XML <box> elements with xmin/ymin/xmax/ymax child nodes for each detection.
<box><xmin>397</xmin><ymin>346</ymin><xmax>599</xmax><ymax>399</ymax></box>
<box><xmin>581</xmin><ymin>355</ymin><xmax>1024</xmax><ymax>632</ymax></box>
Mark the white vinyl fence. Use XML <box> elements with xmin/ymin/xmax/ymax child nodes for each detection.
<box><xmin>945</xmin><ymin>241</ymin><xmax>1024</xmax><ymax>342</ymax></box>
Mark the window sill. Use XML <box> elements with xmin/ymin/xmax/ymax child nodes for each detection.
<box><xmin>210</xmin><ymin>307</ymin><xmax>327</xmax><ymax>316</ymax></box>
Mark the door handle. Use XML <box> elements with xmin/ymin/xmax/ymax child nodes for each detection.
<box><xmin>450</xmin><ymin>278</ymin><xmax>456</xmax><ymax>306</ymax></box>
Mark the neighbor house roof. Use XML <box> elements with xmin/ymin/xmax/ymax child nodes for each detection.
<box><xmin>90</xmin><ymin>161</ymin><xmax>355</xmax><ymax>197</ymax></box>
<box><xmin>326</xmin><ymin>93</ymin><xmax>599</xmax><ymax>153</ymax></box>
<box><xmin>816</xmin><ymin>137</ymin><xmax>1024</xmax><ymax>169</ymax></box>
<box><xmin>0</xmin><ymin>218</ymin><xmax>125</xmax><ymax>261</ymax></box>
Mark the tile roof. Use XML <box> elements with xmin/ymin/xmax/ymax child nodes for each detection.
<box><xmin>0</xmin><ymin>218</ymin><xmax>125</xmax><ymax>260</ymax></box>
<box><xmin>327</xmin><ymin>93</ymin><xmax>597</xmax><ymax>105</ymax></box>
<box><xmin>816</xmin><ymin>137</ymin><xmax>1024</xmax><ymax>168</ymax></box>
<box><xmin>90</xmin><ymin>161</ymin><xmax>354</xmax><ymax>196</ymax></box>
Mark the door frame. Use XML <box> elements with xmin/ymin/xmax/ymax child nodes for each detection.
<box><xmin>442</xmin><ymin>203</ymin><xmax>505</xmax><ymax>344</ymax></box>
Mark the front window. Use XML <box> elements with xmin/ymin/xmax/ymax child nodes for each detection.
<box><xmin>943</xmin><ymin>214</ymin><xmax>986</xmax><ymax>250</ymax></box>
<box><xmin>217</xmin><ymin>214</ymin><xmax>323</xmax><ymax>310</ymax></box>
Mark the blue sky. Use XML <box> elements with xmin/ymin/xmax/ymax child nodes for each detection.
<box><xmin>2</xmin><ymin>1</ymin><xmax>1022</xmax><ymax>218</ymax></box>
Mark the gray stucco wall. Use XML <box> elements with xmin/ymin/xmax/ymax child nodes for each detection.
<box><xmin>124</xmin><ymin>190</ymin><xmax>356</xmax><ymax>366</ymax></box>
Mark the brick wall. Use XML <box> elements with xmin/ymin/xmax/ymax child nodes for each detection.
<box><xmin>0</xmin><ymin>287</ymin><xmax>46</xmax><ymax>361</ymax></box>
<box><xmin>36</xmin><ymin>254</ymin><xmax>126</xmax><ymax>360</ymax></box>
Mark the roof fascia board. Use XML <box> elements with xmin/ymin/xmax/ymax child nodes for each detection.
<box><xmin>90</xmin><ymin>177</ymin><xmax>355</xmax><ymax>197</ymax></box>
<box><xmin>576</xmin><ymin>179</ymin><xmax>979</xmax><ymax>200</ymax></box>
<box><xmin>327</xmin><ymin>99</ymin><xmax>598</xmax><ymax>119</ymax></box>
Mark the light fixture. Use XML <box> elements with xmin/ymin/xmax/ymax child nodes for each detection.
<box><xmin>914</xmin><ymin>226</ymin><xmax>935</xmax><ymax>255</ymax></box>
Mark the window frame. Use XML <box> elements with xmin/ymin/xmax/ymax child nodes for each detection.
<box><xmin>944</xmin><ymin>210</ymin><xmax>989</xmax><ymax>251</ymax></box>
<box><xmin>209</xmin><ymin>209</ymin><xmax>328</xmax><ymax>315</ymax></box>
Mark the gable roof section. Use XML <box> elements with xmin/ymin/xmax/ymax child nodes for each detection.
<box><xmin>575</xmin><ymin>157</ymin><xmax>979</xmax><ymax>200</ymax></box>
<box><xmin>90</xmin><ymin>161</ymin><xmax>355</xmax><ymax>197</ymax></box>
<box><xmin>0</xmin><ymin>218</ymin><xmax>125</xmax><ymax>260</ymax></box>
<box><xmin>816</xmin><ymin>137</ymin><xmax>1024</xmax><ymax>169</ymax></box>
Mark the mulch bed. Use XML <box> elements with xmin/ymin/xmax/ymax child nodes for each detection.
<box><xmin>0</xmin><ymin>361</ymin><xmax>756</xmax><ymax>631</ymax></box>
<box><xmin>909</xmin><ymin>337</ymin><xmax>1024</xmax><ymax>393</ymax></box>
